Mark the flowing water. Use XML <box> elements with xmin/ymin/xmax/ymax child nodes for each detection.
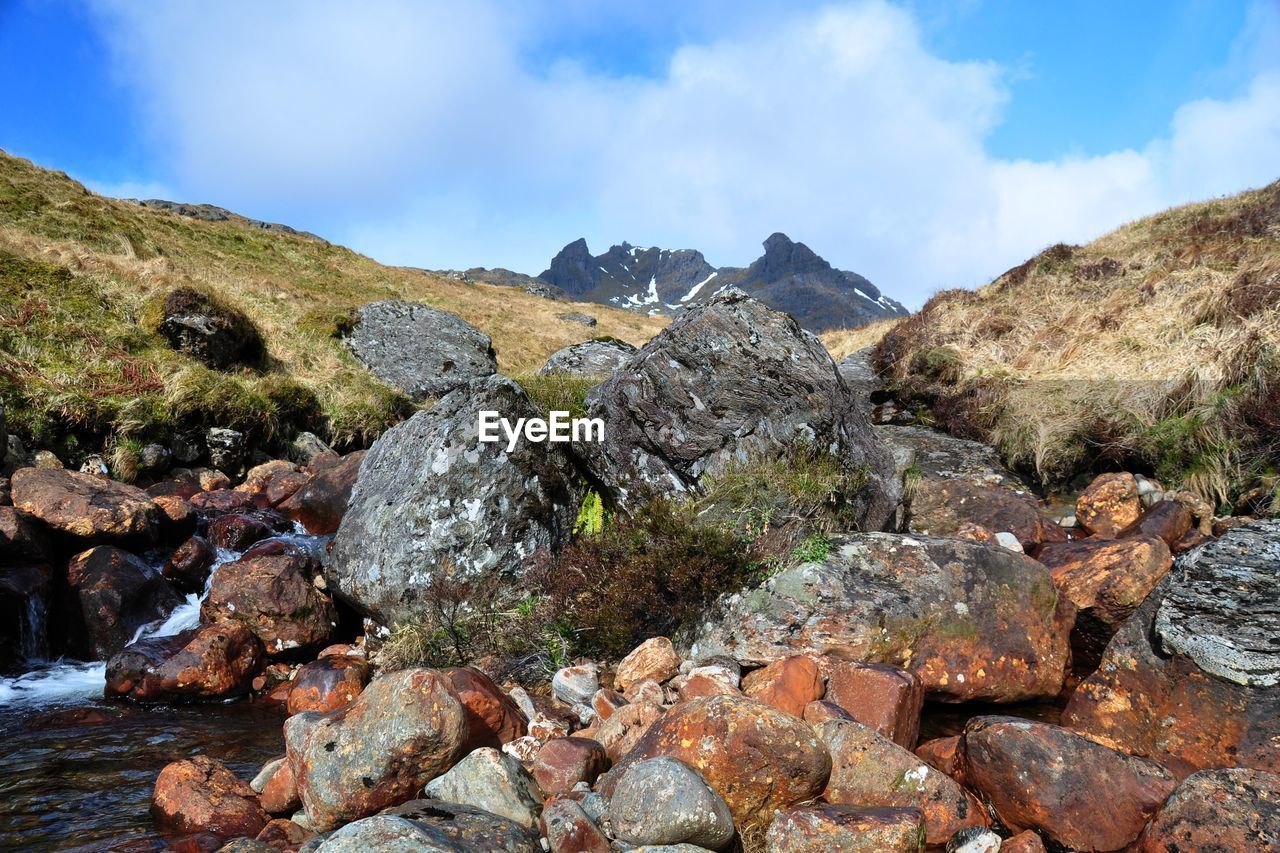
<box><xmin>0</xmin><ymin>533</ymin><xmax>323</xmax><ymax>851</ymax></box>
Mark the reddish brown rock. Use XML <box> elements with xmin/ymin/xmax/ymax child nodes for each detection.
<box><xmin>599</xmin><ymin>694</ymin><xmax>831</xmax><ymax>827</ymax></box>
<box><xmin>286</xmin><ymin>655</ymin><xmax>370</xmax><ymax>714</ymax></box>
<box><xmin>532</xmin><ymin>736</ymin><xmax>610</xmax><ymax>796</ymax></box>
<box><xmin>621</xmin><ymin>677</ymin><xmax>664</xmax><ymax>706</ymax></box>
<box><xmin>741</xmin><ymin>655</ymin><xmax>825</xmax><ymax>717</ymax></box>
<box><xmin>151</xmin><ymin>755</ymin><xmax>269</xmax><ymax>840</ymax></box>
<box><xmin>254</xmin><ymin>817</ymin><xmax>312</xmax><ymax>850</ymax></box>
<box><xmin>679</xmin><ymin>671</ymin><xmax>741</xmax><ymax>699</ymax></box>
<box><xmin>591</xmin><ymin>688</ymin><xmax>627</xmax><ymax>722</ymax></box>
<box><xmin>818</xmin><ymin>719</ymin><xmax>986</xmax><ymax>846</ymax></box>
<box><xmin>105</xmin><ymin>620</ymin><xmax>264</xmax><ymax>701</ymax></box>
<box><xmin>1120</xmin><ymin>499</ymin><xmax>1193</xmax><ymax>548</ymax></box>
<box><xmin>915</xmin><ymin>735</ymin><xmax>961</xmax><ymax>779</ymax></box>
<box><xmin>909</xmin><ymin>478</ymin><xmax>1054</xmax><ymax>553</ymax></box>
<box><xmin>152</xmin><ymin>495</ymin><xmax>197</xmax><ymax>539</ymax></box>
<box><xmin>1132</xmin><ymin>767</ymin><xmax>1280</xmax><ymax>852</ymax></box>
<box><xmin>12</xmin><ymin>467</ymin><xmax>161</xmax><ymax>546</ymax></box>
<box><xmin>614</xmin><ymin>636</ymin><xmax>682</xmax><ymax>692</ymax></box>
<box><xmin>278</xmin><ymin>451</ymin><xmax>365</xmax><ymax>535</ymax></box>
<box><xmin>236</xmin><ymin>461</ymin><xmax>300</xmax><ymax>498</ymax></box>
<box><xmin>540</xmin><ymin>798</ymin><xmax>610</xmax><ymax>853</ymax></box>
<box><xmin>824</xmin><ymin>661</ymin><xmax>924</xmax><ymax>748</ymax></box>
<box><xmin>259</xmin><ymin>760</ymin><xmax>300</xmax><ymax>815</ymax></box>
<box><xmin>960</xmin><ymin>716</ymin><xmax>1177</xmax><ymax>851</ymax></box>
<box><xmin>802</xmin><ymin>699</ymin><xmax>856</xmax><ymax>725</ymax></box>
<box><xmin>206</xmin><ymin>512</ymin><xmax>276</xmax><ymax>552</ymax></box>
<box><xmin>203</xmin><ymin>547</ymin><xmax>337</xmax><ymax>657</ymax></box>
<box><xmin>1173</xmin><ymin>528</ymin><xmax>1211</xmax><ymax>554</ymax></box>
<box><xmin>1076</xmin><ymin>472</ymin><xmax>1143</xmax><ymax>538</ymax></box>
<box><xmin>444</xmin><ymin>666</ymin><xmax>528</xmax><ymax>753</ymax></box>
<box><xmin>765</xmin><ymin>803</ymin><xmax>925</xmax><ymax>852</ymax></box>
<box><xmin>1001</xmin><ymin>831</ymin><xmax>1046</xmax><ymax>852</ymax></box>
<box><xmin>65</xmin><ymin>545</ymin><xmax>183</xmax><ymax>659</ymax></box>
<box><xmin>163</xmin><ymin>535</ymin><xmax>216</xmax><ymax>594</ymax></box>
<box><xmin>594</xmin><ymin>700</ymin><xmax>664</xmax><ymax>762</ymax></box>
<box><xmin>187</xmin><ymin>488</ymin><xmax>258</xmax><ymax>514</ymax></box>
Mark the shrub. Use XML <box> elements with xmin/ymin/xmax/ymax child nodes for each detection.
<box><xmin>517</xmin><ymin>372</ymin><xmax>595</xmax><ymax>421</ymax></box>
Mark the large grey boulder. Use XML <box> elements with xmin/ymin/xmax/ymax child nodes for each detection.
<box><xmin>689</xmin><ymin>533</ymin><xmax>1075</xmax><ymax>703</ymax></box>
<box><xmin>422</xmin><ymin>747</ymin><xmax>541</xmax><ymax>828</ymax></box>
<box><xmin>606</xmin><ymin>757</ymin><xmax>735</xmax><ymax>850</ymax></box>
<box><xmin>343</xmin><ymin>300</ymin><xmax>497</xmax><ymax>400</ymax></box>
<box><xmin>576</xmin><ymin>289</ymin><xmax>897</xmax><ymax>527</ymax></box>
<box><xmin>538</xmin><ymin>338</ymin><xmax>636</xmax><ymax>379</ymax></box>
<box><xmin>326</xmin><ymin>376</ymin><xmax>581</xmax><ymax>626</ymax></box>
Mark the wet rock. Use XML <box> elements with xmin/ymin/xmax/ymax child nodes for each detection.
<box><xmin>153</xmin><ymin>495</ymin><xmax>198</xmax><ymax>540</ymax></box>
<box><xmin>599</xmin><ymin>694</ymin><xmax>830</xmax><ymax>827</ymax></box>
<box><xmin>1132</xmin><ymin>767</ymin><xmax>1280</xmax><ymax>852</ymax></box>
<box><xmin>423</xmin><ymin>746</ymin><xmax>542</xmax><ymax>827</ymax></box>
<box><xmin>343</xmin><ymin>300</ymin><xmax>498</xmax><ymax>400</ymax></box>
<box><xmin>1119</xmin><ymin>499</ymin><xmax>1193</xmax><ymax>548</ymax></box>
<box><xmin>740</xmin><ymin>655</ymin><xmax>825</xmax><ymax>717</ymax></box>
<box><xmin>615</xmin><ymin>636</ymin><xmax>682</xmax><ymax>692</ymax></box>
<box><xmin>595</xmin><ymin>700</ymin><xmax>664</xmax><ymax>762</ymax></box>
<box><xmin>105</xmin><ymin>620</ymin><xmax>264</xmax><ymax>701</ymax></box>
<box><xmin>326</xmin><ymin>376</ymin><xmax>582</xmax><ymax>626</ymax></box>
<box><xmin>66</xmin><ymin>545</ymin><xmax>183</xmax><ymax>659</ymax></box>
<box><xmin>442</xmin><ymin>666</ymin><xmax>528</xmax><ymax>754</ymax></box>
<box><xmin>203</xmin><ymin>548</ymin><xmax>337</xmax><ymax>658</ymax></box>
<box><xmin>607</xmin><ymin>756</ymin><xmax>735</xmax><ymax>850</ymax></box>
<box><xmin>158</xmin><ymin>287</ymin><xmax>263</xmax><ymax>369</ymax></box>
<box><xmin>765</xmin><ymin>803</ymin><xmax>925</xmax><ymax>852</ymax></box>
<box><xmin>1076</xmin><ymin>472</ymin><xmax>1143</xmax><ymax>538</ymax></box>
<box><xmin>254</xmin><ymin>818</ymin><xmax>312</xmax><ymax>850</ymax></box>
<box><xmin>533</xmin><ymin>736</ymin><xmax>610</xmax><ymax>796</ymax></box>
<box><xmin>960</xmin><ymin>716</ymin><xmax>1177</xmax><ymax>851</ymax></box>
<box><xmin>875</xmin><ymin>424</ymin><xmax>1032</xmax><ymax>491</ymax></box>
<box><xmin>538</xmin><ymin>338</ymin><xmax>637</xmax><ymax>378</ymax></box>
<box><xmin>0</xmin><ymin>505</ymin><xmax>52</xmax><ymax>563</ymax></box>
<box><xmin>370</xmin><ymin>800</ymin><xmax>542</xmax><ymax>851</ymax></box>
<box><xmin>908</xmin><ymin>479</ymin><xmax>1053</xmax><ymax>553</ymax></box>
<box><xmin>691</xmin><ymin>534</ymin><xmax>1074</xmax><ymax>703</ymax></box>
<box><xmin>163</xmin><ymin>535</ymin><xmax>217</xmax><ymax>594</ymax></box>
<box><xmin>577</xmin><ymin>289</ymin><xmax>897</xmax><ymax>526</ymax></box>
<box><xmin>286</xmin><ymin>668</ymin><xmax>467</xmax><ymax>830</ymax></box>
<box><xmin>552</xmin><ymin>662</ymin><xmax>599</xmax><ymax>705</ymax></box>
<box><xmin>237</xmin><ymin>460</ymin><xmax>300</xmax><ymax>497</ymax></box>
<box><xmin>287</xmin><ymin>656</ymin><xmax>371</xmax><ymax>714</ymax></box>
<box><xmin>151</xmin><ymin>755</ymin><xmax>269</xmax><ymax>840</ymax></box>
<box><xmin>278</xmin><ymin>451</ymin><xmax>365</xmax><ymax>536</ymax></box>
<box><xmin>206</xmin><ymin>428</ymin><xmax>248</xmax><ymax>476</ymax></box>
<box><xmin>540</xmin><ymin>798</ymin><xmax>610</xmax><ymax>853</ymax></box>
<box><xmin>824</xmin><ymin>661</ymin><xmax>924</xmax><ymax>748</ymax></box>
<box><xmin>189</xmin><ymin>488</ymin><xmax>257</xmax><ymax>515</ymax></box>
<box><xmin>12</xmin><ymin>467</ymin><xmax>161</xmax><ymax>546</ymax></box>
<box><xmin>207</xmin><ymin>513</ymin><xmax>277</xmax><ymax>552</ymax></box>
<box><xmin>818</xmin><ymin>719</ymin><xmax>986</xmax><ymax>846</ymax></box>
<box><xmin>1063</xmin><ymin>521</ymin><xmax>1280</xmax><ymax>777</ymax></box>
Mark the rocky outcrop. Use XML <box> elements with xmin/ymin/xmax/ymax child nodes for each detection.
<box><xmin>65</xmin><ymin>546</ymin><xmax>183</xmax><ymax>660</ymax></box>
<box><xmin>12</xmin><ymin>467</ymin><xmax>161</xmax><ymax>546</ymax></box>
<box><xmin>157</xmin><ymin>287</ymin><xmax>264</xmax><ymax>369</ymax></box>
<box><xmin>326</xmin><ymin>376</ymin><xmax>582</xmax><ymax>626</ymax></box>
<box><xmin>342</xmin><ymin>300</ymin><xmax>497</xmax><ymax>400</ymax></box>
<box><xmin>444</xmin><ymin>666</ymin><xmax>529</xmax><ymax>754</ymax></box>
<box><xmin>538</xmin><ymin>338</ymin><xmax>636</xmax><ymax>378</ymax></box>
<box><xmin>578</xmin><ymin>289</ymin><xmax>897</xmax><ymax>526</ymax></box>
<box><xmin>691</xmin><ymin>533</ymin><xmax>1074</xmax><ymax>703</ymax></box>
<box><xmin>105</xmin><ymin>620</ymin><xmax>264</xmax><ymax>702</ymax></box>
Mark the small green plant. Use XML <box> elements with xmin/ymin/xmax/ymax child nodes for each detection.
<box><xmin>790</xmin><ymin>534</ymin><xmax>830</xmax><ymax>564</ymax></box>
<box><xmin>573</xmin><ymin>489</ymin><xmax>607</xmax><ymax>536</ymax></box>
<box><xmin>517</xmin><ymin>372</ymin><xmax>595</xmax><ymax>421</ymax></box>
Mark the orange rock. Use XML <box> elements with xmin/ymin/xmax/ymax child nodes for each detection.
<box><xmin>532</xmin><ymin>737</ymin><xmax>610</xmax><ymax>796</ymax></box>
<box><xmin>824</xmin><ymin>661</ymin><xmax>923</xmax><ymax>748</ymax></box>
<box><xmin>1001</xmin><ymin>830</ymin><xmax>1046</xmax><ymax>852</ymax></box>
<box><xmin>540</xmin><ymin>798</ymin><xmax>610</xmax><ymax>853</ymax></box>
<box><xmin>1131</xmin><ymin>768</ymin><xmax>1280</xmax><ymax>852</ymax></box>
<box><xmin>621</xmin><ymin>677</ymin><xmax>664</xmax><ymax>705</ymax></box>
<box><xmin>741</xmin><ymin>655</ymin><xmax>825</xmax><ymax>717</ymax></box>
<box><xmin>259</xmin><ymin>759</ymin><xmax>300</xmax><ymax>815</ymax></box>
<box><xmin>444</xmin><ymin>666</ymin><xmax>528</xmax><ymax>754</ymax></box>
<box><xmin>766</xmin><ymin>804</ymin><xmax>925</xmax><ymax>852</ymax></box>
<box><xmin>151</xmin><ymin>755</ymin><xmax>269</xmax><ymax>840</ymax></box>
<box><xmin>1119</xmin><ymin>499</ymin><xmax>1192</xmax><ymax>548</ymax></box>
<box><xmin>915</xmin><ymin>735</ymin><xmax>961</xmax><ymax>780</ymax></box>
<box><xmin>595</xmin><ymin>701</ymin><xmax>664</xmax><ymax>762</ymax></box>
<box><xmin>591</xmin><ymin>688</ymin><xmax>627</xmax><ymax>721</ymax></box>
<box><xmin>1075</xmin><ymin>472</ymin><xmax>1143</xmax><ymax>538</ymax></box>
<box><xmin>614</xmin><ymin>637</ymin><xmax>682</xmax><ymax>692</ymax></box>
<box><xmin>255</xmin><ymin>816</ymin><xmax>313</xmax><ymax>850</ymax></box>
<box><xmin>286</xmin><ymin>656</ymin><xmax>370</xmax><ymax>715</ymax></box>
<box><xmin>802</xmin><ymin>699</ymin><xmax>856</xmax><ymax>725</ymax></box>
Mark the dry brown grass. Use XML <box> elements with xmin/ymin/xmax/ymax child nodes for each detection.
<box><xmin>819</xmin><ymin>316</ymin><xmax>902</xmax><ymax>361</ymax></box>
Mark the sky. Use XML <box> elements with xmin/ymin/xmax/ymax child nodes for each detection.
<box><xmin>1</xmin><ymin>0</ymin><xmax>1277</xmax><ymax>308</ymax></box>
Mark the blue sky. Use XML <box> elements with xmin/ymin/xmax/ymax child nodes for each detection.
<box><xmin>1</xmin><ymin>1</ymin><xmax>1277</xmax><ymax>307</ymax></box>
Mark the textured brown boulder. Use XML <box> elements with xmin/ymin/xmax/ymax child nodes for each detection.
<box><xmin>741</xmin><ymin>655</ymin><xmax>825</xmax><ymax>717</ymax></box>
<box><xmin>1000</xmin><ymin>831</ymin><xmax>1047</xmax><ymax>852</ymax></box>
<box><xmin>540</xmin><ymin>798</ymin><xmax>610</xmax><ymax>853</ymax></box>
<box><xmin>818</xmin><ymin>719</ymin><xmax>986</xmax><ymax>846</ymax></box>
<box><xmin>66</xmin><ymin>545</ymin><xmax>183</xmax><ymax>659</ymax></box>
<box><xmin>105</xmin><ymin>620</ymin><xmax>263</xmax><ymax>702</ymax></box>
<box><xmin>285</xmin><ymin>668</ymin><xmax>467</xmax><ymax>830</ymax></box>
<box><xmin>614</xmin><ymin>636</ymin><xmax>682</xmax><ymax>692</ymax></box>
<box><xmin>151</xmin><ymin>495</ymin><xmax>197</xmax><ymax>540</ymax></box>
<box><xmin>692</xmin><ymin>534</ymin><xmax>1074</xmax><ymax>703</ymax></box>
<box><xmin>960</xmin><ymin>717</ymin><xmax>1177</xmax><ymax>851</ymax></box>
<box><xmin>443</xmin><ymin>666</ymin><xmax>529</xmax><ymax>754</ymax></box>
<box><xmin>286</xmin><ymin>655</ymin><xmax>370</xmax><ymax>714</ymax></box>
<box><xmin>802</xmin><ymin>700</ymin><xmax>856</xmax><ymax>726</ymax></box>
<box><xmin>599</xmin><ymin>694</ymin><xmax>831</xmax><ymax>828</ymax></box>
<box><xmin>254</xmin><ymin>817</ymin><xmax>312</xmax><ymax>849</ymax></box>
<box><xmin>595</xmin><ymin>700</ymin><xmax>664</xmax><ymax>762</ymax></box>
<box><xmin>532</xmin><ymin>737</ymin><xmax>610</xmax><ymax>796</ymax></box>
<box><xmin>1132</xmin><ymin>767</ymin><xmax>1280</xmax><ymax>852</ymax></box>
<box><xmin>162</xmin><ymin>535</ymin><xmax>216</xmax><ymax>594</ymax></box>
<box><xmin>151</xmin><ymin>755</ymin><xmax>269</xmax><ymax>840</ymax></box>
<box><xmin>206</xmin><ymin>512</ymin><xmax>281</xmax><ymax>552</ymax></box>
<box><xmin>824</xmin><ymin>661</ymin><xmax>924</xmax><ymax>748</ymax></box>
<box><xmin>12</xmin><ymin>467</ymin><xmax>161</xmax><ymax>546</ymax></box>
<box><xmin>591</xmin><ymin>688</ymin><xmax>627</xmax><ymax>721</ymax></box>
<box><xmin>1076</xmin><ymin>472</ymin><xmax>1143</xmax><ymax>538</ymax></box>
<box><xmin>765</xmin><ymin>804</ymin><xmax>925</xmax><ymax>852</ymax></box>
<box><xmin>908</xmin><ymin>478</ymin><xmax>1052</xmax><ymax>553</ymax></box>
<box><xmin>188</xmin><ymin>488</ymin><xmax>258</xmax><ymax>514</ymax></box>
<box><xmin>259</xmin><ymin>760</ymin><xmax>300</xmax><ymax>815</ymax></box>
<box><xmin>915</xmin><ymin>735</ymin><xmax>962</xmax><ymax>780</ymax></box>
<box><xmin>1120</xmin><ymin>499</ymin><xmax>1193</xmax><ymax>548</ymax></box>
<box><xmin>278</xmin><ymin>451</ymin><xmax>365</xmax><ymax>536</ymax></box>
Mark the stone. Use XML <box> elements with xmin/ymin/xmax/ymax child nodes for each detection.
<box><xmin>595</xmin><ymin>701</ymin><xmax>665</xmax><ymax>762</ymax></box>
<box><xmin>740</xmin><ymin>655</ymin><xmax>825</xmax><ymax>717</ymax></box>
<box><xmin>908</xmin><ymin>478</ymin><xmax>1052</xmax><ymax>553</ymax></box>
<box><xmin>1119</xmin><ymin>499</ymin><xmax>1193</xmax><ymax>548</ymax></box>
<box><xmin>80</xmin><ymin>454</ymin><xmax>109</xmax><ymax>477</ymax></box>
<box><xmin>207</xmin><ymin>428</ymin><xmax>248</xmax><ymax>476</ymax></box>
<box><xmin>286</xmin><ymin>668</ymin><xmax>467</xmax><ymax>830</ymax></box>
<box><xmin>375</xmin><ymin>800</ymin><xmax>543</xmax><ymax>851</ymax></box>
<box><xmin>163</xmin><ymin>535</ymin><xmax>217</xmax><ymax>594</ymax></box>
<box><xmin>540</xmin><ymin>798</ymin><xmax>610</xmax><ymax>853</ymax></box>
<box><xmin>1076</xmin><ymin>472</ymin><xmax>1144</xmax><ymax>538</ymax></box>
<box><xmin>250</xmin><ymin>757</ymin><xmax>283</xmax><ymax>794</ymax></box>
<box><xmin>692</xmin><ymin>534</ymin><xmax>1074</xmax><ymax>703</ymax></box>
<box><xmin>999</xmin><ymin>831</ymin><xmax>1046</xmax><ymax>853</ymax></box>
<box><xmin>198</xmin><ymin>468</ymin><xmax>233</xmax><ymax>492</ymax></box>
<box><xmin>765</xmin><ymin>804</ymin><xmax>925</xmax><ymax>852</ymax></box>
<box><xmin>915</xmin><ymin>736</ymin><xmax>961</xmax><ymax>779</ymax></box>
<box><xmin>287</xmin><ymin>433</ymin><xmax>333</xmax><ymax>467</ymax></box>
<box><xmin>591</xmin><ymin>688</ymin><xmax>627</xmax><ymax>721</ymax></box>
<box><xmin>343</xmin><ymin>300</ymin><xmax>498</xmax><ymax>400</ymax></box>
<box><xmin>622</xmin><ymin>677</ymin><xmax>664</xmax><ymax>706</ymax></box>
<box><xmin>802</xmin><ymin>700</ymin><xmax>856</xmax><ymax>725</ymax></box>
<box><xmin>555</xmin><ymin>311</ymin><xmax>598</xmax><ymax>327</ymax></box>
<box><xmin>423</xmin><ymin>746</ymin><xmax>541</xmax><ymax>828</ymax></box>
<box><xmin>1132</xmin><ymin>767</ymin><xmax>1280</xmax><ymax>852</ymax></box>
<box><xmin>151</xmin><ymin>755</ymin><xmax>269</xmax><ymax>840</ymax></box>
<box><xmin>1063</xmin><ymin>521</ymin><xmax>1280</xmax><ymax>777</ymax></box>
<box><xmin>207</xmin><ymin>512</ymin><xmax>278</xmax><ymax>552</ymax></box>
<box><xmin>615</xmin><ymin>637</ymin><xmax>682</xmax><ymax>692</ymax></box>
<box><xmin>286</xmin><ymin>656</ymin><xmax>371</xmax><ymax>714</ymax></box>
<box><xmin>577</xmin><ymin>289</ymin><xmax>898</xmax><ymax>527</ymax></box>
<box><xmin>824</xmin><ymin>661</ymin><xmax>924</xmax><ymax>748</ymax></box>
<box><xmin>326</xmin><ymin>376</ymin><xmax>582</xmax><ymax>626</ymax></box>
<box><xmin>818</xmin><ymin>719</ymin><xmax>986</xmax><ymax>846</ymax></box>
<box><xmin>278</xmin><ymin>451</ymin><xmax>365</xmax><ymax>536</ymax></box>
<box><xmin>533</xmin><ymin>737</ymin><xmax>610</xmax><ymax>796</ymax></box>
<box><xmin>552</xmin><ymin>663</ymin><xmax>599</xmax><ymax>705</ymax></box>
<box><xmin>33</xmin><ymin>450</ymin><xmax>62</xmax><ymax>469</ymax></box>
<box><xmin>960</xmin><ymin>716</ymin><xmax>1177</xmax><ymax>851</ymax></box>
<box><xmin>538</xmin><ymin>338</ymin><xmax>636</xmax><ymax>378</ymax></box>
<box><xmin>158</xmin><ymin>287</ymin><xmax>263</xmax><ymax>369</ymax></box>
<box><xmin>12</xmin><ymin>467</ymin><xmax>161</xmax><ymax>546</ymax></box>
<box><xmin>947</xmin><ymin>827</ymin><xmax>1002</xmax><ymax>852</ymax></box>
<box><xmin>599</xmin><ymin>694</ymin><xmax>830</xmax><ymax>827</ymax></box>
<box><xmin>137</xmin><ymin>443</ymin><xmax>173</xmax><ymax>479</ymax></box>
<box><xmin>0</xmin><ymin>558</ymin><xmax>52</xmax><ymax>668</ymax></box>
<box><xmin>607</xmin><ymin>757</ymin><xmax>735</xmax><ymax>850</ymax></box>
<box><xmin>190</xmin><ymin>488</ymin><xmax>257</xmax><ymax>514</ymax></box>
<box><xmin>443</xmin><ymin>666</ymin><xmax>528</xmax><ymax>754</ymax></box>
<box><xmin>237</xmin><ymin>460</ymin><xmax>300</xmax><ymax>496</ymax></box>
<box><xmin>152</xmin><ymin>495</ymin><xmax>198</xmax><ymax>539</ymax></box>
<box><xmin>65</xmin><ymin>545</ymin><xmax>183</xmax><ymax>659</ymax></box>
<box><xmin>105</xmin><ymin>621</ymin><xmax>264</xmax><ymax>702</ymax></box>
<box><xmin>255</xmin><ymin>818</ymin><xmax>312</xmax><ymax>850</ymax></box>
<box><xmin>260</xmin><ymin>760</ymin><xmax>301</xmax><ymax>815</ymax></box>
<box><xmin>677</xmin><ymin>660</ymin><xmax>741</xmax><ymax>700</ymax></box>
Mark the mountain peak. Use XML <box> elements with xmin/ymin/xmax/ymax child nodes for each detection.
<box><xmin>754</xmin><ymin>232</ymin><xmax>830</xmax><ymax>279</ymax></box>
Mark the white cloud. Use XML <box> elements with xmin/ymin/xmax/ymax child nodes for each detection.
<box><xmin>88</xmin><ymin>0</ymin><xmax>1280</xmax><ymax>308</ymax></box>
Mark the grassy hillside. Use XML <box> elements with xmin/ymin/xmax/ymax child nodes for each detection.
<box><xmin>0</xmin><ymin>150</ymin><xmax>666</xmax><ymax>462</ymax></box>
<box><xmin>875</xmin><ymin>180</ymin><xmax>1280</xmax><ymax>514</ymax></box>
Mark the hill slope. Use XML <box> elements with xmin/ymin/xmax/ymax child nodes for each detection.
<box><xmin>0</xmin><ymin>150</ymin><xmax>666</xmax><ymax>462</ymax></box>
<box><xmin>876</xmin><ymin>180</ymin><xmax>1280</xmax><ymax>513</ymax></box>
